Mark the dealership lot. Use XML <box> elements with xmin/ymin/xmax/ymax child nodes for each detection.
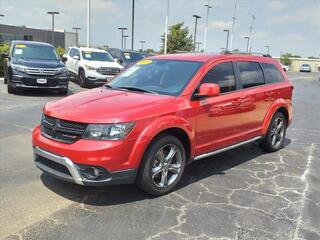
<box><xmin>1</xmin><ymin>72</ymin><xmax>320</xmax><ymax>240</ymax></box>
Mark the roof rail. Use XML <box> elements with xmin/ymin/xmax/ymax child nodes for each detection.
<box><xmin>220</xmin><ymin>50</ymin><xmax>272</xmax><ymax>58</ymax></box>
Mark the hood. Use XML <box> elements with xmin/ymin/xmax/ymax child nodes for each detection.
<box><xmin>13</xmin><ymin>58</ymin><xmax>65</xmax><ymax>68</ymax></box>
<box><xmin>44</xmin><ymin>88</ymin><xmax>175</xmax><ymax>123</ymax></box>
<box><xmin>83</xmin><ymin>60</ymin><xmax>123</xmax><ymax>69</ymax></box>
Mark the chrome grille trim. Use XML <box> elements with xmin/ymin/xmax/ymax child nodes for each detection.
<box><xmin>25</xmin><ymin>67</ymin><xmax>58</xmax><ymax>76</ymax></box>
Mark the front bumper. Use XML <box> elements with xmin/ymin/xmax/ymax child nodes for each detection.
<box><xmin>86</xmin><ymin>70</ymin><xmax>117</xmax><ymax>84</ymax></box>
<box><xmin>11</xmin><ymin>73</ymin><xmax>69</xmax><ymax>89</ymax></box>
<box><xmin>33</xmin><ymin>146</ymin><xmax>137</xmax><ymax>186</ymax></box>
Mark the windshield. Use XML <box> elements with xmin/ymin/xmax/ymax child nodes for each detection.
<box><xmin>12</xmin><ymin>44</ymin><xmax>59</xmax><ymax>61</ymax></box>
<box><xmin>123</xmin><ymin>51</ymin><xmax>144</xmax><ymax>63</ymax></box>
<box><xmin>81</xmin><ymin>51</ymin><xmax>114</xmax><ymax>62</ymax></box>
<box><xmin>109</xmin><ymin>59</ymin><xmax>203</xmax><ymax>96</ymax></box>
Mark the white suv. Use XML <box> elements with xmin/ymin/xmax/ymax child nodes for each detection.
<box><xmin>63</xmin><ymin>47</ymin><xmax>124</xmax><ymax>87</ymax></box>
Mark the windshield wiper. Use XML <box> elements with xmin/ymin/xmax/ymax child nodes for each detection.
<box><xmin>118</xmin><ymin>86</ymin><xmax>158</xmax><ymax>94</ymax></box>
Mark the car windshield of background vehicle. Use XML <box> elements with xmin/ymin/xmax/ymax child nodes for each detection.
<box><xmin>12</xmin><ymin>44</ymin><xmax>59</xmax><ymax>61</ymax></box>
<box><xmin>109</xmin><ymin>59</ymin><xmax>203</xmax><ymax>96</ymax></box>
<box><xmin>81</xmin><ymin>51</ymin><xmax>114</xmax><ymax>62</ymax></box>
<box><xmin>123</xmin><ymin>51</ymin><xmax>144</xmax><ymax>63</ymax></box>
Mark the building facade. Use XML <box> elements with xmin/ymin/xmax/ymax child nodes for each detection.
<box><xmin>0</xmin><ymin>24</ymin><xmax>76</xmax><ymax>48</ymax></box>
<box><xmin>275</xmin><ymin>57</ymin><xmax>320</xmax><ymax>72</ymax></box>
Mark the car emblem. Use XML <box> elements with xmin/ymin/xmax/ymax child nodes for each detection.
<box><xmin>52</xmin><ymin>119</ymin><xmax>60</xmax><ymax>138</ymax></box>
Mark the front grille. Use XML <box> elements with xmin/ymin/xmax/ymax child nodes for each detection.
<box><xmin>41</xmin><ymin>115</ymin><xmax>87</xmax><ymax>144</ymax></box>
<box><xmin>26</xmin><ymin>67</ymin><xmax>58</xmax><ymax>76</ymax></box>
<box><xmin>23</xmin><ymin>78</ymin><xmax>60</xmax><ymax>87</ymax></box>
<box><xmin>97</xmin><ymin>67</ymin><xmax>120</xmax><ymax>76</ymax></box>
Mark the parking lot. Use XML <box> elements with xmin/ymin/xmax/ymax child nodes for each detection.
<box><xmin>0</xmin><ymin>72</ymin><xmax>319</xmax><ymax>240</ymax></box>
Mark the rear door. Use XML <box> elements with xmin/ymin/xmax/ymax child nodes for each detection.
<box><xmin>233</xmin><ymin>61</ymin><xmax>271</xmax><ymax>135</ymax></box>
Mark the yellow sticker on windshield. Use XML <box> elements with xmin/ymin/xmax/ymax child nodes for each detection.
<box><xmin>83</xmin><ymin>51</ymin><xmax>92</xmax><ymax>54</ymax></box>
<box><xmin>137</xmin><ymin>59</ymin><xmax>152</xmax><ymax>65</ymax></box>
<box><xmin>15</xmin><ymin>44</ymin><xmax>26</xmax><ymax>48</ymax></box>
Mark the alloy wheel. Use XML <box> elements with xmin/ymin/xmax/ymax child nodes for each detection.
<box><xmin>270</xmin><ymin>117</ymin><xmax>285</xmax><ymax>149</ymax></box>
<box><xmin>151</xmin><ymin>144</ymin><xmax>182</xmax><ymax>188</ymax></box>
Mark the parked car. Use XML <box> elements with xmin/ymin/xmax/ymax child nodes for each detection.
<box><xmin>280</xmin><ymin>63</ymin><xmax>289</xmax><ymax>72</ymax></box>
<box><xmin>2</xmin><ymin>40</ymin><xmax>69</xmax><ymax>94</ymax></box>
<box><xmin>32</xmin><ymin>53</ymin><xmax>293</xmax><ymax>196</ymax></box>
<box><xmin>63</xmin><ymin>47</ymin><xmax>124</xmax><ymax>88</ymax></box>
<box><xmin>107</xmin><ymin>48</ymin><xmax>144</xmax><ymax>68</ymax></box>
<box><xmin>300</xmin><ymin>64</ymin><xmax>311</xmax><ymax>72</ymax></box>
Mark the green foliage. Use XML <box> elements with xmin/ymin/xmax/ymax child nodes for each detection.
<box><xmin>160</xmin><ymin>23</ymin><xmax>193</xmax><ymax>54</ymax></box>
<box><xmin>279</xmin><ymin>52</ymin><xmax>303</xmax><ymax>66</ymax></box>
<box><xmin>0</xmin><ymin>43</ymin><xmax>10</xmax><ymax>77</ymax></box>
<box><xmin>308</xmin><ymin>56</ymin><xmax>319</xmax><ymax>59</ymax></box>
<box><xmin>56</xmin><ymin>46</ymin><xmax>65</xmax><ymax>57</ymax></box>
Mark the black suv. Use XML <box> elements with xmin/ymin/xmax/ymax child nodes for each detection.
<box><xmin>107</xmin><ymin>48</ymin><xmax>144</xmax><ymax>68</ymax></box>
<box><xmin>2</xmin><ymin>41</ymin><xmax>69</xmax><ymax>94</ymax></box>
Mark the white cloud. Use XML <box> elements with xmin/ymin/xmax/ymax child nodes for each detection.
<box><xmin>208</xmin><ymin>20</ymin><xmax>232</xmax><ymax>30</ymax></box>
<box><xmin>267</xmin><ymin>1</ymin><xmax>287</xmax><ymax>11</ymax></box>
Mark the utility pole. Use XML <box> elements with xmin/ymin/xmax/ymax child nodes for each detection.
<box><xmin>140</xmin><ymin>40</ymin><xmax>146</xmax><ymax>52</ymax></box>
<box><xmin>164</xmin><ymin>0</ymin><xmax>169</xmax><ymax>54</ymax></box>
<box><xmin>203</xmin><ymin>3</ymin><xmax>212</xmax><ymax>52</ymax></box>
<box><xmin>72</xmin><ymin>27</ymin><xmax>81</xmax><ymax>46</ymax></box>
<box><xmin>244</xmin><ymin>36</ymin><xmax>250</xmax><ymax>52</ymax></box>
<box><xmin>118</xmin><ymin>27</ymin><xmax>127</xmax><ymax>49</ymax></box>
<box><xmin>248</xmin><ymin>14</ymin><xmax>255</xmax><ymax>52</ymax></box>
<box><xmin>223</xmin><ymin>29</ymin><xmax>230</xmax><ymax>51</ymax></box>
<box><xmin>87</xmin><ymin>0</ymin><xmax>91</xmax><ymax>47</ymax></box>
<box><xmin>192</xmin><ymin>14</ymin><xmax>201</xmax><ymax>52</ymax></box>
<box><xmin>47</xmin><ymin>11</ymin><xmax>59</xmax><ymax>46</ymax></box>
<box><xmin>131</xmin><ymin>0</ymin><xmax>135</xmax><ymax>50</ymax></box>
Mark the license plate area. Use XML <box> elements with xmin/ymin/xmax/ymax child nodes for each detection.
<box><xmin>37</xmin><ymin>78</ymin><xmax>47</xmax><ymax>84</ymax></box>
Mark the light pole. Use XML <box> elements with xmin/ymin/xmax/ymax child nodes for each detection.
<box><xmin>164</xmin><ymin>0</ymin><xmax>170</xmax><ymax>54</ymax></box>
<box><xmin>195</xmin><ymin>42</ymin><xmax>202</xmax><ymax>52</ymax></box>
<box><xmin>87</xmin><ymin>0</ymin><xmax>91</xmax><ymax>47</ymax></box>
<box><xmin>140</xmin><ymin>40</ymin><xmax>146</xmax><ymax>52</ymax></box>
<box><xmin>131</xmin><ymin>0</ymin><xmax>135</xmax><ymax>50</ymax></box>
<box><xmin>266</xmin><ymin>45</ymin><xmax>270</xmax><ymax>54</ymax></box>
<box><xmin>192</xmin><ymin>14</ymin><xmax>201</xmax><ymax>52</ymax></box>
<box><xmin>72</xmin><ymin>27</ymin><xmax>81</xmax><ymax>46</ymax></box>
<box><xmin>244</xmin><ymin>36</ymin><xmax>250</xmax><ymax>52</ymax></box>
<box><xmin>0</xmin><ymin>14</ymin><xmax>4</xmax><ymax>24</ymax></box>
<box><xmin>47</xmin><ymin>11</ymin><xmax>59</xmax><ymax>46</ymax></box>
<box><xmin>248</xmin><ymin>15</ymin><xmax>256</xmax><ymax>52</ymax></box>
<box><xmin>123</xmin><ymin>35</ymin><xmax>129</xmax><ymax>49</ymax></box>
<box><xmin>229</xmin><ymin>0</ymin><xmax>237</xmax><ymax>51</ymax></box>
<box><xmin>118</xmin><ymin>27</ymin><xmax>127</xmax><ymax>49</ymax></box>
<box><xmin>203</xmin><ymin>4</ymin><xmax>212</xmax><ymax>52</ymax></box>
<box><xmin>223</xmin><ymin>29</ymin><xmax>230</xmax><ymax>52</ymax></box>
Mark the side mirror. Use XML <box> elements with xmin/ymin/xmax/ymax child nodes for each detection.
<box><xmin>73</xmin><ymin>55</ymin><xmax>80</xmax><ymax>60</ymax></box>
<box><xmin>1</xmin><ymin>52</ymin><xmax>9</xmax><ymax>58</ymax></box>
<box><xmin>194</xmin><ymin>83</ymin><xmax>220</xmax><ymax>99</ymax></box>
<box><xmin>61</xmin><ymin>56</ymin><xmax>68</xmax><ymax>63</ymax></box>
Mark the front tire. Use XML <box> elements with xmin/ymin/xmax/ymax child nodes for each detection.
<box><xmin>260</xmin><ymin>112</ymin><xmax>286</xmax><ymax>152</ymax></box>
<box><xmin>78</xmin><ymin>69</ymin><xmax>88</xmax><ymax>88</ymax></box>
<box><xmin>7</xmin><ymin>80</ymin><xmax>17</xmax><ymax>94</ymax></box>
<box><xmin>137</xmin><ymin>135</ymin><xmax>186</xmax><ymax>196</ymax></box>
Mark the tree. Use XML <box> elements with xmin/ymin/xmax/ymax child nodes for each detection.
<box><xmin>160</xmin><ymin>23</ymin><xmax>193</xmax><ymax>53</ymax></box>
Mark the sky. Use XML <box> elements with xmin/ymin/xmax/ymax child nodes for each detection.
<box><xmin>1</xmin><ymin>0</ymin><xmax>319</xmax><ymax>57</ymax></box>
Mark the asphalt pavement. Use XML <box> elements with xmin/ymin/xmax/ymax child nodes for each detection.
<box><xmin>0</xmin><ymin>72</ymin><xmax>320</xmax><ymax>240</ymax></box>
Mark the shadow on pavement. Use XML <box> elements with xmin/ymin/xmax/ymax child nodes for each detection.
<box><xmin>41</xmin><ymin>138</ymin><xmax>292</xmax><ymax>206</ymax></box>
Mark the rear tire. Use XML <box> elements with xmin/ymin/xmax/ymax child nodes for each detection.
<box><xmin>260</xmin><ymin>112</ymin><xmax>286</xmax><ymax>152</ymax></box>
<box><xmin>136</xmin><ymin>135</ymin><xmax>186</xmax><ymax>196</ymax></box>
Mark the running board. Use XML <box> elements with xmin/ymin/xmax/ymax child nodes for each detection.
<box><xmin>194</xmin><ymin>136</ymin><xmax>262</xmax><ymax>161</ymax></box>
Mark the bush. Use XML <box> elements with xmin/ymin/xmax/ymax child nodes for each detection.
<box><xmin>0</xmin><ymin>43</ymin><xmax>10</xmax><ymax>77</ymax></box>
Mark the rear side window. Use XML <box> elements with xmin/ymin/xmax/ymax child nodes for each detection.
<box><xmin>261</xmin><ymin>63</ymin><xmax>285</xmax><ymax>83</ymax></box>
<box><xmin>237</xmin><ymin>61</ymin><xmax>264</xmax><ymax>88</ymax></box>
<box><xmin>69</xmin><ymin>48</ymin><xmax>75</xmax><ymax>57</ymax></box>
<box><xmin>202</xmin><ymin>62</ymin><xmax>236</xmax><ymax>93</ymax></box>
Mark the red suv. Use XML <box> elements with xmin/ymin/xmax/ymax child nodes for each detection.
<box><xmin>32</xmin><ymin>53</ymin><xmax>293</xmax><ymax>196</ymax></box>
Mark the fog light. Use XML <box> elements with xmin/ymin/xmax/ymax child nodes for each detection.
<box><xmin>82</xmin><ymin>167</ymin><xmax>100</xmax><ymax>180</ymax></box>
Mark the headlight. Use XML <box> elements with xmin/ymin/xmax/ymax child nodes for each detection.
<box><xmin>84</xmin><ymin>64</ymin><xmax>97</xmax><ymax>71</ymax></box>
<box><xmin>57</xmin><ymin>67</ymin><xmax>68</xmax><ymax>74</ymax></box>
<box><xmin>12</xmin><ymin>64</ymin><xmax>27</xmax><ymax>73</ymax></box>
<box><xmin>83</xmin><ymin>122</ymin><xmax>135</xmax><ymax>140</ymax></box>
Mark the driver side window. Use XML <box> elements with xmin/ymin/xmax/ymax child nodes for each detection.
<box><xmin>202</xmin><ymin>62</ymin><xmax>236</xmax><ymax>93</ymax></box>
